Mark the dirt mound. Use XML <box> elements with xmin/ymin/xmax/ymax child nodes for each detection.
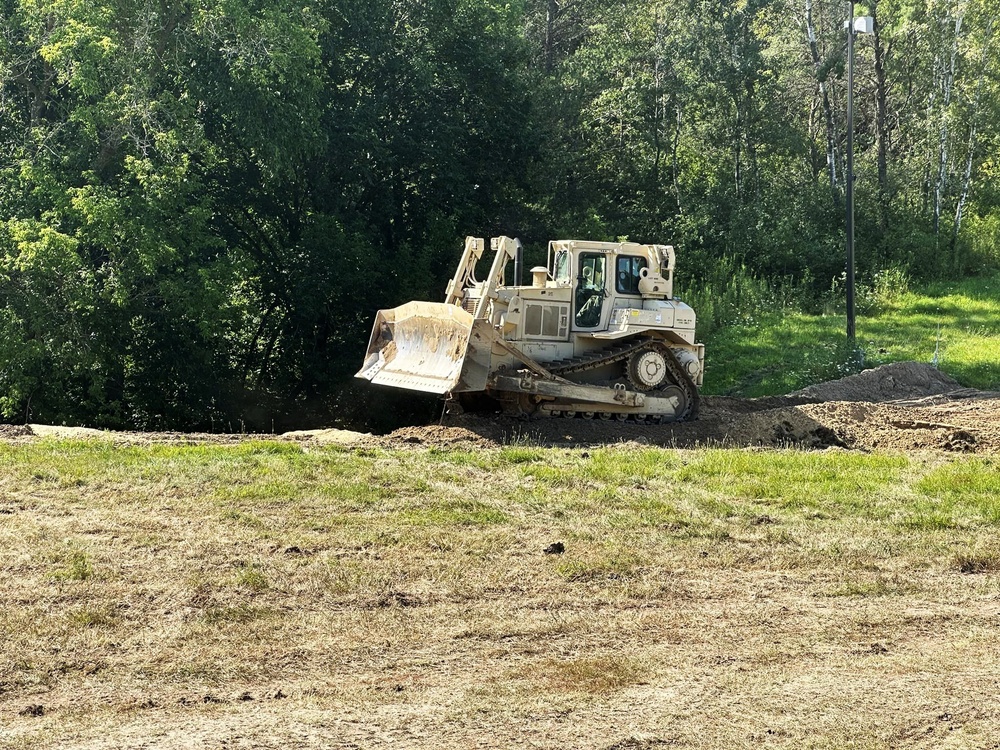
<box><xmin>28</xmin><ymin>424</ymin><xmax>109</xmax><ymax>439</ymax></box>
<box><xmin>282</xmin><ymin>428</ymin><xmax>372</xmax><ymax>445</ymax></box>
<box><xmin>790</xmin><ymin>362</ymin><xmax>961</xmax><ymax>402</ymax></box>
<box><xmin>798</xmin><ymin>399</ymin><xmax>989</xmax><ymax>453</ymax></box>
<box><xmin>0</xmin><ymin>424</ymin><xmax>32</xmax><ymax>439</ymax></box>
<box><xmin>380</xmin><ymin>424</ymin><xmax>501</xmax><ymax>448</ymax></box>
<box><xmin>373</xmin><ymin>362</ymin><xmax>1000</xmax><ymax>454</ymax></box>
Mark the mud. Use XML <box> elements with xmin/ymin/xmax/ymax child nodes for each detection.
<box><xmin>0</xmin><ymin>424</ymin><xmax>32</xmax><ymax>440</ymax></box>
<box><xmin>3</xmin><ymin>363</ymin><xmax>998</xmax><ymax>454</ymax></box>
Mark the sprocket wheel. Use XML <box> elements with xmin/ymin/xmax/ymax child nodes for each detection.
<box><xmin>627</xmin><ymin>348</ymin><xmax>669</xmax><ymax>390</ymax></box>
<box><xmin>624</xmin><ymin>342</ymin><xmax>699</xmax><ymax>422</ymax></box>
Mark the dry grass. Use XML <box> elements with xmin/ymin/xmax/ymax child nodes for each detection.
<box><xmin>1</xmin><ymin>440</ymin><xmax>1000</xmax><ymax>749</ymax></box>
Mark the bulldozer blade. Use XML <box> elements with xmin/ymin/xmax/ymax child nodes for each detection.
<box><xmin>356</xmin><ymin>301</ymin><xmax>493</xmax><ymax>395</ymax></box>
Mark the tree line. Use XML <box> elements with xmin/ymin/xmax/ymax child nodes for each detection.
<box><xmin>1</xmin><ymin>0</ymin><xmax>997</xmax><ymax>430</ymax></box>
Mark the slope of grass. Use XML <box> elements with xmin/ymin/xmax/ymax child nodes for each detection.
<box><xmin>703</xmin><ymin>271</ymin><xmax>1000</xmax><ymax>396</ymax></box>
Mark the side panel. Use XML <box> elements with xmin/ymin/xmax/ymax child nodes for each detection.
<box><xmin>521</xmin><ymin>300</ymin><xmax>571</xmax><ymax>340</ymax></box>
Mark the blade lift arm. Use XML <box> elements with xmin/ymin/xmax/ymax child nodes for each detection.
<box><xmin>444</xmin><ymin>236</ymin><xmax>486</xmax><ymax>306</ymax></box>
<box><xmin>473</xmin><ymin>236</ymin><xmax>521</xmax><ymax>320</ymax></box>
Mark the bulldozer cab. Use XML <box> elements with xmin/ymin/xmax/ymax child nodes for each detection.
<box><xmin>549</xmin><ymin>241</ymin><xmax>669</xmax><ymax>333</ymax></box>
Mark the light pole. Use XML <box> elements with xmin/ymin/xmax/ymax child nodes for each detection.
<box><xmin>846</xmin><ymin>4</ymin><xmax>873</xmax><ymax>348</ymax></box>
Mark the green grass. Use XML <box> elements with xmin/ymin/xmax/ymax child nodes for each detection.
<box><xmin>4</xmin><ymin>440</ymin><xmax>997</xmax><ymax>549</ymax></box>
<box><xmin>2</xmin><ymin>442</ymin><xmax>996</xmax><ymax>610</ymax></box>
<box><xmin>51</xmin><ymin>549</ymin><xmax>94</xmax><ymax>582</ymax></box>
<box><xmin>907</xmin><ymin>459</ymin><xmax>1000</xmax><ymax>528</ymax></box>
<box><xmin>703</xmin><ymin>271</ymin><xmax>1000</xmax><ymax>396</ymax></box>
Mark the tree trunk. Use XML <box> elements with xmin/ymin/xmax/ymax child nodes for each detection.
<box><xmin>871</xmin><ymin>0</ymin><xmax>890</xmax><ymax>227</ymax></box>
<box><xmin>545</xmin><ymin>0</ymin><xmax>557</xmax><ymax>73</ymax></box>
<box><xmin>672</xmin><ymin>103</ymin><xmax>683</xmax><ymax>215</ymax></box>
<box><xmin>651</xmin><ymin>12</ymin><xmax>663</xmax><ymax>189</ymax></box>
<box><xmin>805</xmin><ymin>0</ymin><xmax>838</xmax><ymax>192</ymax></box>
<box><xmin>951</xmin><ymin>17</ymin><xmax>993</xmax><ymax>261</ymax></box>
<box><xmin>934</xmin><ymin>13</ymin><xmax>963</xmax><ymax>236</ymax></box>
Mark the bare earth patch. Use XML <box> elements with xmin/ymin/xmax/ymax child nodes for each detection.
<box><xmin>385</xmin><ymin>363</ymin><xmax>1000</xmax><ymax>453</ymax></box>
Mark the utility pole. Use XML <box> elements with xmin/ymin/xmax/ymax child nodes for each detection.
<box><xmin>846</xmin><ymin>4</ymin><xmax>873</xmax><ymax>349</ymax></box>
<box><xmin>846</xmin><ymin>1</ymin><xmax>857</xmax><ymax>344</ymax></box>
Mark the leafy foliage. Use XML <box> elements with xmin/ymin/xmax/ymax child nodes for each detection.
<box><xmin>0</xmin><ymin>0</ymin><xmax>997</xmax><ymax>429</ymax></box>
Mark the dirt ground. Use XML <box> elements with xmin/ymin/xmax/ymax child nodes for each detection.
<box><xmin>376</xmin><ymin>362</ymin><xmax>1000</xmax><ymax>454</ymax></box>
<box><xmin>5</xmin><ymin>362</ymin><xmax>999</xmax><ymax>454</ymax></box>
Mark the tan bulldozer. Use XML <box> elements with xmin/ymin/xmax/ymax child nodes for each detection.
<box><xmin>356</xmin><ymin>236</ymin><xmax>704</xmax><ymax>421</ymax></box>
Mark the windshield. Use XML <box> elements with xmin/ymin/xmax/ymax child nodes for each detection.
<box><xmin>553</xmin><ymin>251</ymin><xmax>570</xmax><ymax>284</ymax></box>
<box><xmin>575</xmin><ymin>252</ymin><xmax>606</xmax><ymax>328</ymax></box>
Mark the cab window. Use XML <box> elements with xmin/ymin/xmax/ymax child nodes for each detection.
<box><xmin>615</xmin><ymin>255</ymin><xmax>647</xmax><ymax>295</ymax></box>
<box><xmin>575</xmin><ymin>253</ymin><xmax>606</xmax><ymax>328</ymax></box>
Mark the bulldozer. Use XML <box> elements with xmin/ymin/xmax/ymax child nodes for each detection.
<box><xmin>356</xmin><ymin>236</ymin><xmax>704</xmax><ymax>421</ymax></box>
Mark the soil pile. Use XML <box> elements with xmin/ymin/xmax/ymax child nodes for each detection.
<box><xmin>283</xmin><ymin>428</ymin><xmax>372</xmax><ymax>445</ymax></box>
<box><xmin>377</xmin><ymin>362</ymin><xmax>1000</xmax><ymax>453</ymax></box>
<box><xmin>0</xmin><ymin>424</ymin><xmax>32</xmax><ymax>440</ymax></box>
<box><xmin>377</xmin><ymin>425</ymin><xmax>499</xmax><ymax>448</ymax></box>
<box><xmin>790</xmin><ymin>361</ymin><xmax>962</xmax><ymax>402</ymax></box>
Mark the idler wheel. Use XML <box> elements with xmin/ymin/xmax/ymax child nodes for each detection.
<box><xmin>655</xmin><ymin>384</ymin><xmax>690</xmax><ymax>422</ymax></box>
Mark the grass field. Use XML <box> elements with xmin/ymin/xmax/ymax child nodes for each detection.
<box><xmin>704</xmin><ymin>271</ymin><xmax>1000</xmax><ymax>396</ymax></box>
<box><xmin>3</xmin><ymin>440</ymin><xmax>1000</xmax><ymax>748</ymax></box>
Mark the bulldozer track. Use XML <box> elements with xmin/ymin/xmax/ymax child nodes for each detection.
<box><xmin>547</xmin><ymin>339</ymin><xmax>648</xmax><ymax>375</ymax></box>
<box><xmin>545</xmin><ymin>337</ymin><xmax>699</xmax><ymax>421</ymax></box>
